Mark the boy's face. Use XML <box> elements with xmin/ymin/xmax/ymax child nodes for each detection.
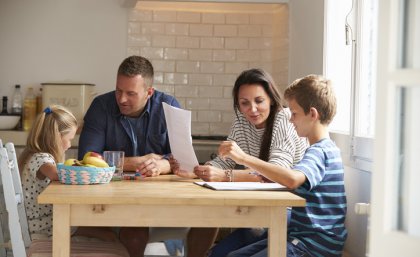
<box><xmin>288</xmin><ymin>98</ymin><xmax>312</xmax><ymax>137</ymax></box>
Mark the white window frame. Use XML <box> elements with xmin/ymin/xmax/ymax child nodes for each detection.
<box><xmin>325</xmin><ymin>0</ymin><xmax>376</xmax><ymax>172</ymax></box>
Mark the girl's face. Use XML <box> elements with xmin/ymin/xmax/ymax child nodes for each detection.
<box><xmin>61</xmin><ymin>126</ymin><xmax>77</xmax><ymax>152</ymax></box>
<box><xmin>238</xmin><ymin>84</ymin><xmax>272</xmax><ymax>129</ymax></box>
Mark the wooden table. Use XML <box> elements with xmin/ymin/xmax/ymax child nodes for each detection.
<box><xmin>38</xmin><ymin>175</ymin><xmax>305</xmax><ymax>257</ymax></box>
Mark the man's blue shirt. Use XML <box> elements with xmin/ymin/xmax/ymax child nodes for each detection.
<box><xmin>78</xmin><ymin>90</ymin><xmax>180</xmax><ymax>159</ymax></box>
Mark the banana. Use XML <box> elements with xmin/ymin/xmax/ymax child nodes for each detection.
<box><xmin>83</xmin><ymin>156</ymin><xmax>109</xmax><ymax>168</ymax></box>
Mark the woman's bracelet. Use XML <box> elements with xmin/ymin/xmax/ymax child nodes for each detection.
<box><xmin>225</xmin><ymin>169</ymin><xmax>233</xmax><ymax>182</ymax></box>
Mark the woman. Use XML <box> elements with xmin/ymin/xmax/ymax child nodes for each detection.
<box><xmin>171</xmin><ymin>68</ymin><xmax>308</xmax><ymax>256</ymax></box>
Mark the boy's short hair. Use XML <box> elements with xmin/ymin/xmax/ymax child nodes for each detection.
<box><xmin>284</xmin><ymin>74</ymin><xmax>337</xmax><ymax>125</ymax></box>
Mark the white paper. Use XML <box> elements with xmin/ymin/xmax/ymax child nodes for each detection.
<box><xmin>194</xmin><ymin>181</ymin><xmax>287</xmax><ymax>191</ymax></box>
<box><xmin>163</xmin><ymin>103</ymin><xmax>199</xmax><ymax>172</ymax></box>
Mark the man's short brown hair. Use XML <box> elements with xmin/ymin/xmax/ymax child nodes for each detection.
<box><xmin>118</xmin><ymin>55</ymin><xmax>154</xmax><ymax>88</ymax></box>
<box><xmin>284</xmin><ymin>74</ymin><xmax>337</xmax><ymax>125</ymax></box>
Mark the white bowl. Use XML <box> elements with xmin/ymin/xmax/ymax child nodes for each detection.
<box><xmin>0</xmin><ymin>115</ymin><xmax>21</xmax><ymax>130</ymax></box>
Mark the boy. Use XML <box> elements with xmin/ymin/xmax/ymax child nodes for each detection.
<box><xmin>217</xmin><ymin>74</ymin><xmax>347</xmax><ymax>257</ymax></box>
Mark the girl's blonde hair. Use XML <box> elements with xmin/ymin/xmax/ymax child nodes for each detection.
<box><xmin>18</xmin><ymin>105</ymin><xmax>77</xmax><ymax>172</ymax></box>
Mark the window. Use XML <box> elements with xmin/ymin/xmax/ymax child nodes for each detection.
<box><xmin>325</xmin><ymin>0</ymin><xmax>378</xmax><ymax>170</ymax></box>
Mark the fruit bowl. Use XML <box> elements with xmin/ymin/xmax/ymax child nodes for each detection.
<box><xmin>56</xmin><ymin>163</ymin><xmax>115</xmax><ymax>185</ymax></box>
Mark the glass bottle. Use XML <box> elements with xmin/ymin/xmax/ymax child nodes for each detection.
<box><xmin>12</xmin><ymin>84</ymin><xmax>23</xmax><ymax>115</ymax></box>
<box><xmin>36</xmin><ymin>87</ymin><xmax>43</xmax><ymax>114</ymax></box>
<box><xmin>23</xmin><ymin>87</ymin><xmax>37</xmax><ymax>131</ymax></box>
<box><xmin>1</xmin><ymin>96</ymin><xmax>8</xmax><ymax>114</ymax></box>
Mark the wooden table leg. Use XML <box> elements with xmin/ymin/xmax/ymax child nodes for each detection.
<box><xmin>268</xmin><ymin>207</ymin><xmax>287</xmax><ymax>257</ymax></box>
<box><xmin>53</xmin><ymin>204</ymin><xmax>71</xmax><ymax>257</ymax></box>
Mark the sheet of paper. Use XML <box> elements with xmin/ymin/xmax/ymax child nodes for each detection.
<box><xmin>163</xmin><ymin>103</ymin><xmax>199</xmax><ymax>172</ymax></box>
<box><xmin>194</xmin><ymin>181</ymin><xmax>287</xmax><ymax>191</ymax></box>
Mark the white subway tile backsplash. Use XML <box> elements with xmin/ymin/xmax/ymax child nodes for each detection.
<box><xmin>226</xmin><ymin>13</ymin><xmax>249</xmax><ymax>25</ymax></box>
<box><xmin>154</xmin><ymin>72</ymin><xmax>164</xmax><ymax>84</ymax></box>
<box><xmin>153</xmin><ymin>10</ymin><xmax>177</xmax><ymax>22</ymax></box>
<box><xmin>152</xmin><ymin>35</ymin><xmax>176</xmax><ymax>48</ymax></box>
<box><xmin>191</xmin><ymin>122</ymin><xmax>210</xmax><ymax>135</ymax></box>
<box><xmin>200</xmin><ymin>37</ymin><xmax>224</xmax><ymax>49</ymax></box>
<box><xmin>225</xmin><ymin>38</ymin><xmax>248</xmax><ymax>49</ymax></box>
<box><xmin>177</xmin><ymin>11</ymin><xmax>201</xmax><ymax>23</ymax></box>
<box><xmin>249</xmin><ymin>37</ymin><xmax>272</xmax><ymax>49</ymax></box>
<box><xmin>132</xmin><ymin>2</ymin><xmax>289</xmax><ymax>136</ymax></box>
<box><xmin>164</xmin><ymin>48</ymin><xmax>188</xmax><ymax>60</ymax></box>
<box><xmin>176</xmin><ymin>61</ymin><xmax>200</xmax><ymax>73</ymax></box>
<box><xmin>140</xmin><ymin>47</ymin><xmax>164</xmax><ymax>59</ymax></box>
<box><xmin>186</xmin><ymin>98</ymin><xmax>210</xmax><ymax>110</ymax></box>
<box><xmin>164</xmin><ymin>73</ymin><xmax>188</xmax><ymax>84</ymax></box>
<box><xmin>128</xmin><ymin>34</ymin><xmax>152</xmax><ymax>46</ymax></box>
<box><xmin>198</xmin><ymin>110</ymin><xmax>222</xmax><ymax>122</ymax></box>
<box><xmin>210</xmin><ymin>98</ymin><xmax>233</xmax><ymax>111</ymax></box>
<box><xmin>214</xmin><ymin>25</ymin><xmax>237</xmax><ymax>37</ymax></box>
<box><xmin>128</xmin><ymin>22</ymin><xmax>141</xmax><ymax>34</ymax></box>
<box><xmin>129</xmin><ymin>9</ymin><xmax>153</xmax><ymax>21</ymax></box>
<box><xmin>175</xmin><ymin>85</ymin><xmax>199</xmax><ymax>97</ymax></box>
<box><xmin>213</xmin><ymin>50</ymin><xmax>235</xmax><ymax>61</ymax></box>
<box><xmin>225</xmin><ymin>62</ymin><xmax>249</xmax><ymax>74</ymax></box>
<box><xmin>200</xmin><ymin>62</ymin><xmax>224</xmax><ymax>74</ymax></box>
<box><xmin>238</xmin><ymin>25</ymin><xmax>262</xmax><ymax>37</ymax></box>
<box><xmin>188</xmin><ymin>49</ymin><xmax>212</xmax><ymax>61</ymax></box>
<box><xmin>210</xmin><ymin>122</ymin><xmax>231</xmax><ymax>135</ymax></box>
<box><xmin>190</xmin><ymin>24</ymin><xmax>213</xmax><ymax>37</ymax></box>
<box><xmin>141</xmin><ymin>23</ymin><xmax>165</xmax><ymax>35</ymax></box>
<box><xmin>198</xmin><ymin>86</ymin><xmax>224</xmax><ymax>98</ymax></box>
<box><xmin>202</xmin><ymin>13</ymin><xmax>225</xmax><ymax>24</ymax></box>
<box><xmin>189</xmin><ymin>74</ymin><xmax>213</xmax><ymax>85</ymax></box>
<box><xmin>213</xmin><ymin>74</ymin><xmax>237</xmax><ymax>86</ymax></box>
<box><xmin>165</xmin><ymin>23</ymin><xmax>189</xmax><ymax>36</ymax></box>
<box><xmin>236</xmin><ymin>49</ymin><xmax>261</xmax><ymax>62</ymax></box>
<box><xmin>176</xmin><ymin>36</ymin><xmax>200</xmax><ymax>48</ymax></box>
<box><xmin>152</xmin><ymin>60</ymin><xmax>176</xmax><ymax>72</ymax></box>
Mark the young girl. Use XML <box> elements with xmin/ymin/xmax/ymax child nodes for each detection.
<box><xmin>18</xmin><ymin>105</ymin><xmax>116</xmax><ymax>241</ymax></box>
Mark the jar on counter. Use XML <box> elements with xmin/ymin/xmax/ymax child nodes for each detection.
<box><xmin>23</xmin><ymin>87</ymin><xmax>37</xmax><ymax>131</ymax></box>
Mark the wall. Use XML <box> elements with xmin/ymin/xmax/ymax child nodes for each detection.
<box><xmin>127</xmin><ymin>1</ymin><xmax>289</xmax><ymax>136</ymax></box>
<box><xmin>289</xmin><ymin>0</ymin><xmax>325</xmax><ymax>82</ymax></box>
<box><xmin>0</xmin><ymin>0</ymin><xmax>128</xmax><ymax>105</ymax></box>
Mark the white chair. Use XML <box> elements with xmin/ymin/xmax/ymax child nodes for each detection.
<box><xmin>0</xmin><ymin>141</ymin><xmax>130</xmax><ymax>257</ymax></box>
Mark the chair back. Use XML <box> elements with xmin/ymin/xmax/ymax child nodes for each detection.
<box><xmin>0</xmin><ymin>142</ymin><xmax>28</xmax><ymax>256</ymax></box>
<box><xmin>0</xmin><ymin>142</ymin><xmax>129</xmax><ymax>257</ymax></box>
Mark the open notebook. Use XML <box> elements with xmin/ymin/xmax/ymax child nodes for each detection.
<box><xmin>194</xmin><ymin>181</ymin><xmax>288</xmax><ymax>191</ymax></box>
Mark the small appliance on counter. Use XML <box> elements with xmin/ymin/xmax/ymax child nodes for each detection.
<box><xmin>41</xmin><ymin>82</ymin><xmax>95</xmax><ymax>125</ymax></box>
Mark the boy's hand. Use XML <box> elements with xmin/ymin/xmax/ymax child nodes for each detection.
<box><xmin>218</xmin><ymin>141</ymin><xmax>247</xmax><ymax>165</ymax></box>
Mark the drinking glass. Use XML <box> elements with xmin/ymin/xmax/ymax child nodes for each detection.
<box><xmin>103</xmin><ymin>151</ymin><xmax>125</xmax><ymax>177</ymax></box>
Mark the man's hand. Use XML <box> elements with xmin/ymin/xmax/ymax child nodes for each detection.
<box><xmin>124</xmin><ymin>154</ymin><xmax>171</xmax><ymax>176</ymax></box>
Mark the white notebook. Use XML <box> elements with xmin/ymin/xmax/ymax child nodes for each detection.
<box><xmin>194</xmin><ymin>181</ymin><xmax>287</xmax><ymax>191</ymax></box>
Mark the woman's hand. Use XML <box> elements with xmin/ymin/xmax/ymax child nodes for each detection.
<box><xmin>218</xmin><ymin>141</ymin><xmax>248</xmax><ymax>165</ymax></box>
<box><xmin>169</xmin><ymin>155</ymin><xmax>197</xmax><ymax>179</ymax></box>
<box><xmin>194</xmin><ymin>165</ymin><xmax>228</xmax><ymax>182</ymax></box>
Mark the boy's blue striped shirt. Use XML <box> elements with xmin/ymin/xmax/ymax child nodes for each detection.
<box><xmin>288</xmin><ymin>138</ymin><xmax>347</xmax><ymax>257</ymax></box>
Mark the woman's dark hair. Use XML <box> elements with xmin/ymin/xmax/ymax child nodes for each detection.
<box><xmin>232</xmin><ymin>68</ymin><xmax>284</xmax><ymax>161</ymax></box>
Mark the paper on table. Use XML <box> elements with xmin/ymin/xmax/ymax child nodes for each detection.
<box><xmin>194</xmin><ymin>181</ymin><xmax>287</xmax><ymax>191</ymax></box>
<box><xmin>163</xmin><ymin>103</ymin><xmax>199</xmax><ymax>172</ymax></box>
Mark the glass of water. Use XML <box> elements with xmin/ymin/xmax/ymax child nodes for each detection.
<box><xmin>103</xmin><ymin>151</ymin><xmax>125</xmax><ymax>178</ymax></box>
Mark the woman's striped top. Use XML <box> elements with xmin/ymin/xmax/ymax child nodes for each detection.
<box><xmin>209</xmin><ymin>108</ymin><xmax>308</xmax><ymax>170</ymax></box>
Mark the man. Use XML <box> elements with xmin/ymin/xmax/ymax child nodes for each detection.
<box><xmin>78</xmin><ymin>55</ymin><xmax>217</xmax><ymax>257</ymax></box>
